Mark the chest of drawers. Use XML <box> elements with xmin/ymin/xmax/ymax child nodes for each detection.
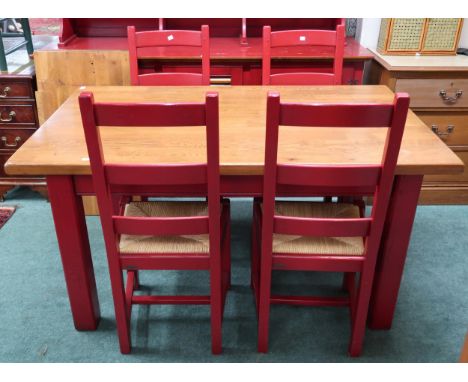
<box><xmin>369</xmin><ymin>51</ymin><xmax>468</xmax><ymax>204</ymax></box>
<box><xmin>0</xmin><ymin>72</ymin><xmax>46</xmax><ymax>200</ymax></box>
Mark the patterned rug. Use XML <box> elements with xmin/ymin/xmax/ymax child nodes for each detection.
<box><xmin>0</xmin><ymin>206</ymin><xmax>16</xmax><ymax>230</ymax></box>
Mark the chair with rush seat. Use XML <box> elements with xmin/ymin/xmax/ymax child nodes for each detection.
<box><xmin>262</xmin><ymin>24</ymin><xmax>345</xmax><ymax>85</ymax></box>
<box><xmin>78</xmin><ymin>91</ymin><xmax>230</xmax><ymax>354</ymax></box>
<box><xmin>252</xmin><ymin>91</ymin><xmax>409</xmax><ymax>356</ymax></box>
<box><xmin>127</xmin><ymin>25</ymin><xmax>210</xmax><ymax>86</ymax></box>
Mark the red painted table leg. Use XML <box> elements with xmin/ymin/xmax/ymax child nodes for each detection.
<box><xmin>47</xmin><ymin>175</ymin><xmax>100</xmax><ymax>330</ymax></box>
<box><xmin>368</xmin><ymin>174</ymin><xmax>424</xmax><ymax>329</ymax></box>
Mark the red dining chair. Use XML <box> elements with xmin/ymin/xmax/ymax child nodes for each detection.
<box><xmin>78</xmin><ymin>91</ymin><xmax>230</xmax><ymax>355</ymax></box>
<box><xmin>262</xmin><ymin>24</ymin><xmax>345</xmax><ymax>85</ymax></box>
<box><xmin>127</xmin><ymin>25</ymin><xmax>210</xmax><ymax>86</ymax></box>
<box><xmin>252</xmin><ymin>91</ymin><xmax>409</xmax><ymax>356</ymax></box>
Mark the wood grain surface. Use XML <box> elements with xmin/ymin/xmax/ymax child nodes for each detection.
<box><xmin>5</xmin><ymin>85</ymin><xmax>464</xmax><ymax>177</ymax></box>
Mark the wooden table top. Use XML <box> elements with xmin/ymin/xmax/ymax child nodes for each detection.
<box><xmin>5</xmin><ymin>85</ymin><xmax>464</xmax><ymax>177</ymax></box>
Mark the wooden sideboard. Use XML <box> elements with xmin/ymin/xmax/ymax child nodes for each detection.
<box><xmin>34</xmin><ymin>18</ymin><xmax>373</xmax><ymax>124</ymax></box>
<box><xmin>369</xmin><ymin>51</ymin><xmax>468</xmax><ymax>204</ymax></box>
<box><xmin>0</xmin><ymin>67</ymin><xmax>46</xmax><ymax>200</ymax></box>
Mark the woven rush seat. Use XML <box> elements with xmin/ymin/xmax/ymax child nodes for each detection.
<box><xmin>119</xmin><ymin>201</ymin><xmax>210</xmax><ymax>254</ymax></box>
<box><xmin>271</xmin><ymin>202</ymin><xmax>365</xmax><ymax>256</ymax></box>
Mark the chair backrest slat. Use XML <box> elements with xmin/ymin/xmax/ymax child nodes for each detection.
<box><xmin>105</xmin><ymin>164</ymin><xmax>207</xmax><ymax>186</ymax></box>
<box><xmin>279</xmin><ymin>104</ymin><xmax>394</xmax><ymax>127</ymax></box>
<box><xmin>113</xmin><ymin>215</ymin><xmax>209</xmax><ymax>236</ymax></box>
<box><xmin>276</xmin><ymin>165</ymin><xmax>381</xmax><ymax>188</ymax></box>
<box><xmin>262</xmin><ymin>25</ymin><xmax>345</xmax><ymax>85</ymax></box>
<box><xmin>128</xmin><ymin>25</ymin><xmax>210</xmax><ymax>86</ymax></box>
<box><xmin>274</xmin><ymin>216</ymin><xmax>371</xmax><ymax>237</ymax></box>
<box><xmin>94</xmin><ymin>102</ymin><xmax>206</xmax><ymax>127</ymax></box>
<box><xmin>137</xmin><ymin>73</ymin><xmax>205</xmax><ymax>86</ymax></box>
<box><xmin>270</xmin><ymin>29</ymin><xmax>337</xmax><ymax>47</ymax></box>
<box><xmin>135</xmin><ymin>30</ymin><xmax>204</xmax><ymax>48</ymax></box>
<box><xmin>270</xmin><ymin>73</ymin><xmax>335</xmax><ymax>86</ymax></box>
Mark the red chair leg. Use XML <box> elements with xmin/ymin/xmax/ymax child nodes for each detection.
<box><xmin>341</xmin><ymin>272</ymin><xmax>354</xmax><ymax>291</ymax></box>
<box><xmin>250</xmin><ymin>206</ymin><xmax>257</xmax><ymax>290</ymax></box>
<box><xmin>222</xmin><ymin>202</ymin><xmax>231</xmax><ymax>290</ymax></box>
<box><xmin>109</xmin><ymin>267</ymin><xmax>132</xmax><ymax>354</ymax></box>
<box><xmin>251</xmin><ymin>205</ymin><xmax>260</xmax><ymax>314</ymax></box>
<box><xmin>257</xmin><ymin>246</ymin><xmax>273</xmax><ymax>353</ymax></box>
<box><xmin>210</xmin><ymin>250</ymin><xmax>223</xmax><ymax>355</ymax></box>
<box><xmin>133</xmin><ymin>271</ymin><xmax>140</xmax><ymax>290</ymax></box>
<box><xmin>348</xmin><ymin>269</ymin><xmax>374</xmax><ymax>357</ymax></box>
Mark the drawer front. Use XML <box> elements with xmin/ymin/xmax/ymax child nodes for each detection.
<box><xmin>0</xmin><ymin>150</ymin><xmax>15</xmax><ymax>178</ymax></box>
<box><xmin>0</xmin><ymin>128</ymin><xmax>34</xmax><ymax>151</ymax></box>
<box><xmin>0</xmin><ymin>104</ymin><xmax>37</xmax><ymax>126</ymax></box>
<box><xmin>0</xmin><ymin>80</ymin><xmax>33</xmax><ymax>99</ymax></box>
<box><xmin>395</xmin><ymin>79</ymin><xmax>468</xmax><ymax>109</ymax></box>
<box><xmin>417</xmin><ymin>111</ymin><xmax>468</xmax><ymax>146</ymax></box>
<box><xmin>425</xmin><ymin>150</ymin><xmax>468</xmax><ymax>183</ymax></box>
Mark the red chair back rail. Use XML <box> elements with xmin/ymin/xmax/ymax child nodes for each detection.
<box><xmin>273</xmin><ymin>216</ymin><xmax>371</xmax><ymax>237</ymax></box>
<box><xmin>128</xmin><ymin>25</ymin><xmax>210</xmax><ymax>86</ymax></box>
<box><xmin>255</xmin><ymin>91</ymin><xmax>410</xmax><ymax>356</ymax></box>
<box><xmin>262</xmin><ymin>25</ymin><xmax>345</xmax><ymax>85</ymax></box>
<box><xmin>113</xmin><ymin>215</ymin><xmax>209</xmax><ymax>236</ymax></box>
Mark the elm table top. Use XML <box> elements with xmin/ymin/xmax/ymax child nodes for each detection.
<box><xmin>5</xmin><ymin>85</ymin><xmax>464</xmax><ymax>177</ymax></box>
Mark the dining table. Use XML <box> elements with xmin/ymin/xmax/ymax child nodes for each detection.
<box><xmin>4</xmin><ymin>85</ymin><xmax>464</xmax><ymax>333</ymax></box>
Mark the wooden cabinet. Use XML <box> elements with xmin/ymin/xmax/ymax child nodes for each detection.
<box><xmin>0</xmin><ymin>72</ymin><xmax>46</xmax><ymax>200</ymax></box>
<box><xmin>369</xmin><ymin>51</ymin><xmax>468</xmax><ymax>204</ymax></box>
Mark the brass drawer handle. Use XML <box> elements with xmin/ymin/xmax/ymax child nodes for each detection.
<box><xmin>1</xmin><ymin>136</ymin><xmax>21</xmax><ymax>148</ymax></box>
<box><xmin>439</xmin><ymin>89</ymin><xmax>463</xmax><ymax>103</ymax></box>
<box><xmin>432</xmin><ymin>124</ymin><xmax>455</xmax><ymax>138</ymax></box>
<box><xmin>210</xmin><ymin>76</ymin><xmax>232</xmax><ymax>86</ymax></box>
<box><xmin>0</xmin><ymin>110</ymin><xmax>16</xmax><ymax>122</ymax></box>
<box><xmin>0</xmin><ymin>86</ymin><xmax>11</xmax><ymax>98</ymax></box>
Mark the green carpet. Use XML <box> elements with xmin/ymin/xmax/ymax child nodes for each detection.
<box><xmin>0</xmin><ymin>187</ymin><xmax>467</xmax><ymax>362</ymax></box>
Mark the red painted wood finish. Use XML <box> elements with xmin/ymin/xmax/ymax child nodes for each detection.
<box><xmin>52</xmin><ymin>19</ymin><xmax>371</xmax><ymax>86</ymax></box>
<box><xmin>253</xmin><ymin>92</ymin><xmax>410</xmax><ymax>356</ymax></box>
<box><xmin>59</xmin><ymin>18</ymin><xmax>344</xmax><ymax>42</ymax></box>
<box><xmin>50</xmin><ymin>172</ymin><xmax>424</xmax><ymax>336</ymax></box>
<box><xmin>47</xmin><ymin>175</ymin><xmax>100</xmax><ymax>330</ymax></box>
<box><xmin>78</xmin><ymin>92</ymin><xmax>230</xmax><ymax>354</ymax></box>
<box><xmin>263</xmin><ymin>25</ymin><xmax>345</xmax><ymax>85</ymax></box>
<box><xmin>53</xmin><ymin>35</ymin><xmax>370</xmax><ymax>60</ymax></box>
<box><xmin>128</xmin><ymin>25</ymin><xmax>210</xmax><ymax>86</ymax></box>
